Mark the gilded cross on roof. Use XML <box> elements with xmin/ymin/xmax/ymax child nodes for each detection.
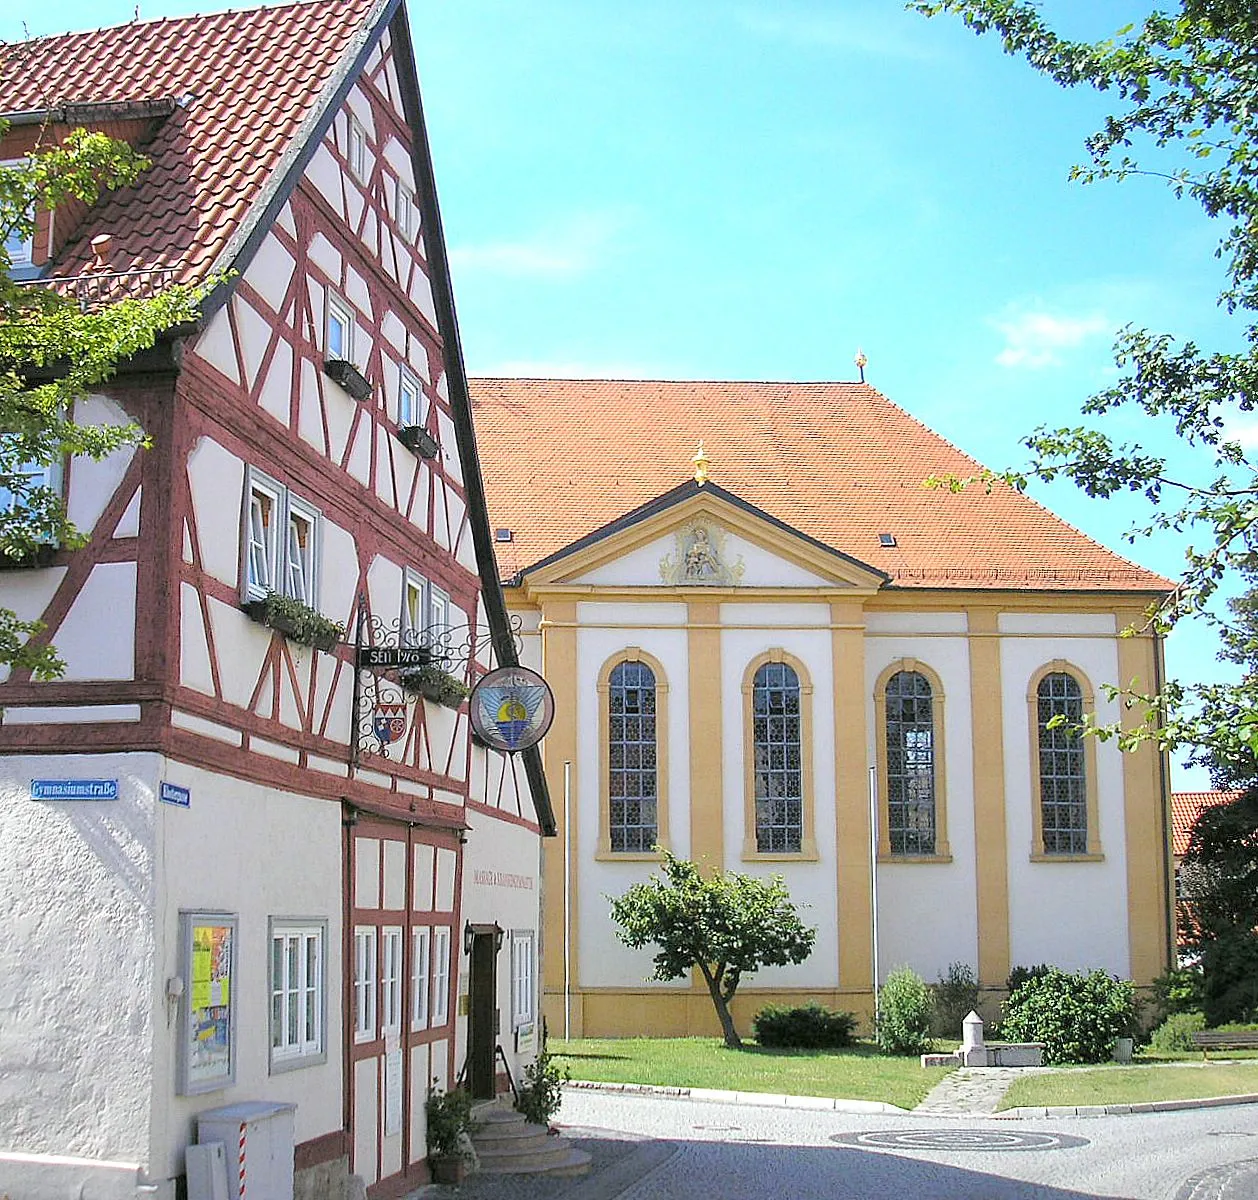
<box><xmin>693</xmin><ymin>441</ymin><xmax>711</xmax><ymax>486</ymax></box>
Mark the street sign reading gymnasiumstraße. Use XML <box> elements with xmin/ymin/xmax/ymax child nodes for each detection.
<box><xmin>31</xmin><ymin>779</ymin><xmax>119</xmax><ymax>801</ymax></box>
<box><xmin>470</xmin><ymin>666</ymin><xmax>555</xmax><ymax>754</ymax></box>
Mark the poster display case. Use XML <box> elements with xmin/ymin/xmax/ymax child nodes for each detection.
<box><xmin>178</xmin><ymin>911</ymin><xmax>238</xmax><ymax>1095</ymax></box>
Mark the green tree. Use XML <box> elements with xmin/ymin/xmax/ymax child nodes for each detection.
<box><xmin>609</xmin><ymin>852</ymin><xmax>816</xmax><ymax>1047</ymax></box>
<box><xmin>0</xmin><ymin>123</ymin><xmax>202</xmax><ymax>677</ymax></box>
<box><xmin>1180</xmin><ymin>785</ymin><xmax>1258</xmax><ymax>1024</ymax></box>
<box><xmin>911</xmin><ymin>1</ymin><xmax>1258</xmax><ymax>767</ymax></box>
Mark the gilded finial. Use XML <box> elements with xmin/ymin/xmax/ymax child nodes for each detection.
<box><xmin>693</xmin><ymin>440</ymin><xmax>711</xmax><ymax>486</ymax></box>
<box><xmin>855</xmin><ymin>347</ymin><xmax>868</xmax><ymax>383</ymax></box>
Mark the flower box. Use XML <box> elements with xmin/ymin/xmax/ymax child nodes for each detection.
<box><xmin>400</xmin><ymin>663</ymin><xmax>469</xmax><ymax>708</ymax></box>
<box><xmin>322</xmin><ymin>358</ymin><xmax>372</xmax><ymax>401</ymax></box>
<box><xmin>244</xmin><ymin>593</ymin><xmax>344</xmax><ymax>652</ymax></box>
<box><xmin>397</xmin><ymin>424</ymin><xmax>439</xmax><ymax>459</ymax></box>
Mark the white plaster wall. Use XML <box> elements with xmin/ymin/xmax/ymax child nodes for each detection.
<box><xmin>67</xmin><ymin>395</ymin><xmax>136</xmax><ymax>537</ymax></box>
<box><xmin>999</xmin><ymin>613</ymin><xmax>1117</xmax><ymax>636</ymax></box>
<box><xmin>573</xmin><ymin>529</ymin><xmax>833</xmax><ymax>588</ymax></box>
<box><xmin>574</xmin><ymin>617</ymin><xmax>691</xmax><ymax>989</ymax></box>
<box><xmin>0</xmin><ymin>568</ymin><xmax>66</xmax><ymax>684</ymax></box>
<box><xmin>461</xmin><ymin>814</ymin><xmax>542</xmax><ymax>1087</ymax></box>
<box><xmin>56</xmin><ymin>562</ymin><xmax>137</xmax><ymax>681</ymax></box>
<box><xmin>149</xmin><ymin>762</ymin><xmax>343</xmax><ymax>1180</ymax></box>
<box><xmin>864</xmin><ymin>635</ymin><xmax>979</xmax><ymax>984</ymax></box>
<box><xmin>1000</xmin><ymin>635</ymin><xmax>1131</xmax><ymax>974</ymax></box>
<box><xmin>0</xmin><ymin>753</ymin><xmax>161</xmax><ymax>1172</ymax></box>
<box><xmin>720</xmin><ymin>619</ymin><xmax>838</xmax><ymax>989</ymax></box>
<box><xmin>186</xmin><ymin>439</ymin><xmax>244</xmax><ymax>589</ymax></box>
<box><xmin>866</xmin><ymin>611</ymin><xmax>968</xmax><ymax>635</ymax></box>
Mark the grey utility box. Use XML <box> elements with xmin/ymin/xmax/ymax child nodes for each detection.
<box><xmin>196</xmin><ymin>1101</ymin><xmax>297</xmax><ymax>1200</ymax></box>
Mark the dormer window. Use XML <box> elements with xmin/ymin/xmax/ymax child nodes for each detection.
<box><xmin>2</xmin><ymin>159</ymin><xmax>33</xmax><ymax>268</ymax></box>
<box><xmin>348</xmin><ymin>120</ymin><xmax>367</xmax><ymax>181</ymax></box>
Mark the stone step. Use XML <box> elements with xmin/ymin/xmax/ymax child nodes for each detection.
<box><xmin>474</xmin><ymin>1118</ymin><xmax>547</xmax><ymax>1144</ymax></box>
<box><xmin>475</xmin><ymin>1131</ymin><xmax>554</xmax><ymax>1159</ymax></box>
<box><xmin>476</xmin><ymin>1138</ymin><xmax>591</xmax><ymax>1177</ymax></box>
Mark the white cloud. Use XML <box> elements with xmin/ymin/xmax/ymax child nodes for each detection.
<box><xmin>734</xmin><ymin>5</ymin><xmax>936</xmax><ymax>61</ymax></box>
<box><xmin>450</xmin><ymin>211</ymin><xmax>628</xmax><ymax>279</ymax></box>
<box><xmin>1223</xmin><ymin>417</ymin><xmax>1258</xmax><ymax>450</ymax></box>
<box><xmin>991</xmin><ymin>308</ymin><xmax>1112</xmax><ymax>369</ymax></box>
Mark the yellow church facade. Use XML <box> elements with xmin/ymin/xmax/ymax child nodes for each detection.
<box><xmin>470</xmin><ymin>378</ymin><xmax>1174</xmax><ymax>1037</ymax></box>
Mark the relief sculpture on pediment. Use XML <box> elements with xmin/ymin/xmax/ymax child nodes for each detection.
<box><xmin>659</xmin><ymin>522</ymin><xmax>744</xmax><ymax>586</ymax></box>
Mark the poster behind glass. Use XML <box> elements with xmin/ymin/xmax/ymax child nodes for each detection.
<box><xmin>179</xmin><ymin>911</ymin><xmax>237</xmax><ymax>1094</ymax></box>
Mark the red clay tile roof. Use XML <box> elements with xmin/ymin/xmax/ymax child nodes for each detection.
<box><xmin>469</xmin><ymin>377</ymin><xmax>1175</xmax><ymax>591</ymax></box>
<box><xmin>1171</xmin><ymin>790</ymin><xmax>1240</xmax><ymax>858</ymax></box>
<box><xmin>0</xmin><ymin>0</ymin><xmax>381</xmax><ymax>286</ymax></box>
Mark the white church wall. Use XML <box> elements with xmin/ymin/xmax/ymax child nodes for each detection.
<box><xmin>864</xmin><ymin>634</ymin><xmax>979</xmax><ymax>984</ymax></box>
<box><xmin>1000</xmin><ymin>634</ymin><xmax>1131</xmax><ymax>975</ymax></box>
<box><xmin>720</xmin><ymin>616</ymin><xmax>839</xmax><ymax>989</ymax></box>
<box><xmin>574</xmin><ymin>609</ymin><xmax>691</xmax><ymax>989</ymax></box>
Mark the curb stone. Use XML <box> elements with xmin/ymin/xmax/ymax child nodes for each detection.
<box><xmin>565</xmin><ymin>1081</ymin><xmax>1258</xmax><ymax>1119</ymax></box>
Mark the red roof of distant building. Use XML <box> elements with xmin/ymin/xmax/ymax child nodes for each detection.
<box><xmin>0</xmin><ymin>0</ymin><xmax>380</xmax><ymax>286</ymax></box>
<box><xmin>1171</xmin><ymin>790</ymin><xmax>1241</xmax><ymax>857</ymax></box>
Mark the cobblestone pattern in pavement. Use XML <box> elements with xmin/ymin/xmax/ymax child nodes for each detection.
<box><xmin>913</xmin><ymin>1067</ymin><xmax>1050</xmax><ymax>1116</ymax></box>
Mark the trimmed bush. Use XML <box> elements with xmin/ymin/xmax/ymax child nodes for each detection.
<box><xmin>1006</xmin><ymin>963</ymin><xmax>1051</xmax><ymax>995</ymax></box>
<box><xmin>1151</xmin><ymin>965</ymin><xmax>1204</xmax><ymax>1022</ymax></box>
<box><xmin>931</xmin><ymin>962</ymin><xmax>979</xmax><ymax>1039</ymax></box>
<box><xmin>877</xmin><ymin>967</ymin><xmax>933</xmax><ymax>1056</ymax></box>
<box><xmin>1149</xmin><ymin>1010</ymin><xmax>1206</xmax><ymax>1053</ymax></box>
<box><xmin>753</xmin><ymin>1002</ymin><xmax>856</xmax><ymax>1049</ymax></box>
<box><xmin>1002</xmin><ymin>967</ymin><xmax>1137</xmax><ymax>1064</ymax></box>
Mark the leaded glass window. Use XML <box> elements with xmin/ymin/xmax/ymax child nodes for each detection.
<box><xmin>1037</xmin><ymin>672</ymin><xmax>1087</xmax><ymax>854</ymax></box>
<box><xmin>753</xmin><ymin>662</ymin><xmax>802</xmax><ymax>853</ymax></box>
<box><xmin>609</xmin><ymin>661</ymin><xmax>657</xmax><ymax>852</ymax></box>
<box><xmin>885</xmin><ymin>671</ymin><xmax>936</xmax><ymax>855</ymax></box>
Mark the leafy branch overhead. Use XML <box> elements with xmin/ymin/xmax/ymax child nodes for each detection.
<box><xmin>914</xmin><ymin>1</ymin><xmax>1258</xmax><ymax>766</ymax></box>
<box><xmin>610</xmin><ymin>852</ymin><xmax>816</xmax><ymax>1048</ymax></box>
<box><xmin>0</xmin><ymin>124</ymin><xmax>205</xmax><ymax>677</ymax></box>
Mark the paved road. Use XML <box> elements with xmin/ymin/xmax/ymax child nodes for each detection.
<box><xmin>541</xmin><ymin>1089</ymin><xmax>1258</xmax><ymax>1200</ymax></box>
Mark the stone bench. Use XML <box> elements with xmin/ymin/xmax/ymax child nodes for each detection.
<box><xmin>921</xmin><ymin>1010</ymin><xmax>1044</xmax><ymax>1068</ymax></box>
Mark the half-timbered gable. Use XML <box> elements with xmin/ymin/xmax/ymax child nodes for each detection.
<box><xmin>0</xmin><ymin>6</ymin><xmax>551</xmax><ymax>1198</ymax></box>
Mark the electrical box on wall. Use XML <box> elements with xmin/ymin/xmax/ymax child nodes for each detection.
<box><xmin>197</xmin><ymin>1101</ymin><xmax>297</xmax><ymax>1200</ymax></box>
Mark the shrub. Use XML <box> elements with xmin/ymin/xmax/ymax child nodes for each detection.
<box><xmin>931</xmin><ymin>962</ymin><xmax>979</xmax><ymax>1039</ymax></box>
<box><xmin>1006</xmin><ymin>963</ymin><xmax>1051</xmax><ymax>995</ymax></box>
<box><xmin>514</xmin><ymin>1047</ymin><xmax>568</xmax><ymax>1127</ymax></box>
<box><xmin>1001</xmin><ymin>967</ymin><xmax>1137</xmax><ymax>1064</ymax></box>
<box><xmin>425</xmin><ymin>1086</ymin><xmax>478</xmax><ymax>1160</ymax></box>
<box><xmin>1149</xmin><ymin>1010</ymin><xmax>1206</xmax><ymax>1053</ymax></box>
<box><xmin>1151</xmin><ymin>965</ymin><xmax>1204</xmax><ymax>1022</ymax></box>
<box><xmin>753</xmin><ymin>1002</ymin><xmax>857</xmax><ymax>1048</ymax></box>
<box><xmin>877</xmin><ymin>967</ymin><xmax>933</xmax><ymax>1055</ymax></box>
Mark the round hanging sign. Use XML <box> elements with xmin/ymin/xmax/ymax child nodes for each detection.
<box><xmin>469</xmin><ymin>665</ymin><xmax>555</xmax><ymax>754</ymax></box>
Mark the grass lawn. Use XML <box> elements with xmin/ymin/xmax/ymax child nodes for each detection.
<box><xmin>550</xmin><ymin>1037</ymin><xmax>952</xmax><ymax>1111</ymax></box>
<box><xmin>999</xmin><ymin>1062</ymin><xmax>1258</xmax><ymax>1110</ymax></box>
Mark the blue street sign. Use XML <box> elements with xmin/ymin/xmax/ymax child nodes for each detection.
<box><xmin>31</xmin><ymin>779</ymin><xmax>118</xmax><ymax>801</ymax></box>
<box><xmin>160</xmin><ymin>782</ymin><xmax>190</xmax><ymax>808</ymax></box>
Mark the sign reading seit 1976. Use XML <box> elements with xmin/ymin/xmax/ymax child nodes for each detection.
<box><xmin>31</xmin><ymin>779</ymin><xmax>119</xmax><ymax>801</ymax></box>
<box><xmin>358</xmin><ymin>646</ymin><xmax>432</xmax><ymax>669</ymax></box>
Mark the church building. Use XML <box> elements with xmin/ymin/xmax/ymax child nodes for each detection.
<box><xmin>470</xmin><ymin>377</ymin><xmax>1175</xmax><ymax>1037</ymax></box>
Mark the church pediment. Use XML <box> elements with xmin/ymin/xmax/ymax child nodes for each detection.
<box><xmin>520</xmin><ymin>484</ymin><xmax>887</xmax><ymax>592</ymax></box>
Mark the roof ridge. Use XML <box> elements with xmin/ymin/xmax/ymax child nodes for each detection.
<box><xmin>15</xmin><ymin>0</ymin><xmax>350</xmax><ymax>42</ymax></box>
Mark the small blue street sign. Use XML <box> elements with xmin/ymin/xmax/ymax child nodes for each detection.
<box><xmin>160</xmin><ymin>782</ymin><xmax>191</xmax><ymax>808</ymax></box>
<box><xmin>31</xmin><ymin>779</ymin><xmax>118</xmax><ymax>801</ymax></box>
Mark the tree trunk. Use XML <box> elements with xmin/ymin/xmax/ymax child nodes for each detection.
<box><xmin>699</xmin><ymin>967</ymin><xmax>742</xmax><ymax>1047</ymax></box>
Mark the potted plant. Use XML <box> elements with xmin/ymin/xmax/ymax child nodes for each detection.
<box><xmin>243</xmin><ymin>591</ymin><xmax>344</xmax><ymax>652</ymax></box>
<box><xmin>397</xmin><ymin>423</ymin><xmax>440</xmax><ymax>459</ymax></box>
<box><xmin>399</xmin><ymin>662</ymin><xmax>469</xmax><ymax>708</ymax></box>
<box><xmin>425</xmin><ymin>1085</ymin><xmax>477</xmax><ymax>1184</ymax></box>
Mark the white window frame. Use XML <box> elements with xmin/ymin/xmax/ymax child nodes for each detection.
<box><xmin>398</xmin><ymin>366</ymin><xmax>423</xmax><ymax>429</ymax></box>
<box><xmin>511</xmin><ymin>930</ymin><xmax>535</xmax><ymax>1028</ymax></box>
<box><xmin>402</xmin><ymin>568</ymin><xmax>428</xmax><ymax>649</ymax></box>
<box><xmin>411</xmin><ymin>926</ymin><xmax>430</xmax><ymax>1031</ymax></box>
<box><xmin>431</xmin><ymin>926</ymin><xmax>450</xmax><ymax>1026</ymax></box>
<box><xmin>381</xmin><ymin>926</ymin><xmax>403</xmax><ymax>1035</ymax></box>
<box><xmin>2</xmin><ymin>159</ymin><xmax>34</xmax><ymax>267</ymax></box>
<box><xmin>0</xmin><ymin>451</ymin><xmax>63</xmax><ymax>530</ymax></box>
<box><xmin>353</xmin><ymin>926</ymin><xmax>377</xmax><ymax>1043</ymax></box>
<box><xmin>285</xmin><ymin>494</ymin><xmax>320</xmax><ymax>608</ymax></box>
<box><xmin>269</xmin><ymin>920</ymin><xmax>326</xmax><ymax>1071</ymax></box>
<box><xmin>348</xmin><ymin>120</ymin><xmax>368</xmax><ymax>181</ymax></box>
<box><xmin>396</xmin><ymin>180</ymin><xmax>417</xmax><ymax>240</ymax></box>
<box><xmin>326</xmin><ymin>292</ymin><xmax>355</xmax><ymax>363</ymax></box>
<box><xmin>428</xmin><ymin>584</ymin><xmax>450</xmax><ymax>643</ymax></box>
<box><xmin>241</xmin><ymin>468</ymin><xmax>323</xmax><ymax>608</ymax></box>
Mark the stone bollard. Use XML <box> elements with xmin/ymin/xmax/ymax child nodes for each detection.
<box><xmin>960</xmin><ymin>1009</ymin><xmax>988</xmax><ymax>1066</ymax></box>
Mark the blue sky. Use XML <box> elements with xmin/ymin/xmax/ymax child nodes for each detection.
<box><xmin>7</xmin><ymin>0</ymin><xmax>1243</xmax><ymax>787</ymax></box>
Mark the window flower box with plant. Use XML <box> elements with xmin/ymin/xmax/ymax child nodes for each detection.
<box><xmin>399</xmin><ymin>662</ymin><xmax>469</xmax><ymax>708</ymax></box>
<box><xmin>244</xmin><ymin>591</ymin><xmax>343</xmax><ymax>652</ymax></box>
